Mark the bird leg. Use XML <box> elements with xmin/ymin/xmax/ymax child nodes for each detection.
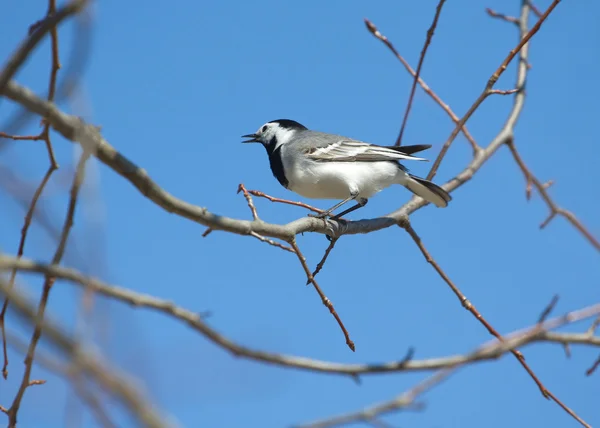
<box><xmin>331</xmin><ymin>198</ymin><xmax>368</xmax><ymax>220</ymax></box>
<box><xmin>309</xmin><ymin>192</ymin><xmax>362</xmax><ymax>219</ymax></box>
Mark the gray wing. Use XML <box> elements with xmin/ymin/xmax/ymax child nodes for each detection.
<box><xmin>300</xmin><ymin>132</ymin><xmax>428</xmax><ymax>162</ymax></box>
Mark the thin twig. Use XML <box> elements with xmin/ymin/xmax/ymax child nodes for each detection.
<box><xmin>289</xmin><ymin>240</ymin><xmax>355</xmax><ymax>352</ymax></box>
<box><xmin>489</xmin><ymin>88</ymin><xmax>520</xmax><ymax>95</ymax></box>
<box><xmin>309</xmin><ymin>237</ymin><xmax>339</xmax><ymax>284</ymax></box>
<box><xmin>486</xmin><ymin>8</ymin><xmax>520</xmax><ymax>25</ymax></box>
<box><xmin>0</xmin><ymin>0</ymin><xmax>62</xmax><ymax>379</ymax></box>
<box><xmin>248</xmin><ymin>190</ymin><xmax>325</xmax><ymax>214</ymax></box>
<box><xmin>364</xmin><ymin>19</ymin><xmax>480</xmax><ymax>154</ymax></box>
<box><xmin>0</xmin><ymin>132</ymin><xmax>42</xmax><ymax>140</ymax></box>
<box><xmin>250</xmin><ymin>232</ymin><xmax>296</xmax><ymax>253</ymax></box>
<box><xmin>0</xmin><ymin>167</ymin><xmax>55</xmax><ymax>379</ymax></box>
<box><xmin>396</xmin><ymin>0</ymin><xmax>447</xmax><ymax>146</ymax></box>
<box><xmin>528</xmin><ymin>1</ymin><xmax>544</xmax><ymax>17</ymax></box>
<box><xmin>586</xmin><ymin>354</ymin><xmax>600</xmax><ymax>376</ymax></box>
<box><xmin>237</xmin><ymin>183</ymin><xmax>259</xmax><ymax>220</ymax></box>
<box><xmin>538</xmin><ymin>295</ymin><xmax>559</xmax><ymax>324</ymax></box>
<box><xmin>297</xmin><ymin>368</ymin><xmax>455</xmax><ymax>428</ymax></box>
<box><xmin>507</xmin><ymin>140</ymin><xmax>600</xmax><ymax>251</ymax></box>
<box><xmin>6</xmin><ymin>153</ymin><xmax>89</xmax><ymax>426</ymax></box>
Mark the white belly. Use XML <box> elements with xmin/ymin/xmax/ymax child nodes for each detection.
<box><xmin>285</xmin><ymin>158</ymin><xmax>402</xmax><ymax>200</ymax></box>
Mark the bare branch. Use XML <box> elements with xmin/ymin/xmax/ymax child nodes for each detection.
<box><xmin>427</xmin><ymin>0</ymin><xmax>562</xmax><ymax>181</ymax></box>
<box><xmin>0</xmin><ymin>278</ymin><xmax>169</xmax><ymax>428</ymax></box>
<box><xmin>1</xmin><ymin>255</ymin><xmax>598</xmax><ymax>379</ymax></box>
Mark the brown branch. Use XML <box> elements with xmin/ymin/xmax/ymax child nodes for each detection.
<box><xmin>400</xmin><ymin>220</ymin><xmax>590</xmax><ymax>427</ymax></box>
<box><xmin>396</xmin><ymin>0</ymin><xmax>447</xmax><ymax>146</ymax></box>
<box><xmin>364</xmin><ymin>19</ymin><xmax>480</xmax><ymax>154</ymax></box>
<box><xmin>6</xmin><ymin>153</ymin><xmax>89</xmax><ymax>427</ymax></box>
<box><xmin>0</xmin><ymin>132</ymin><xmax>42</xmax><ymax>140</ymax></box>
<box><xmin>237</xmin><ymin>184</ymin><xmax>296</xmax><ymax>252</ymax></box>
<box><xmin>486</xmin><ymin>7</ymin><xmax>520</xmax><ymax>25</ymax></box>
<box><xmin>0</xmin><ymin>0</ymin><xmax>63</xmax><ymax>379</ymax></box>
<box><xmin>426</xmin><ymin>0</ymin><xmax>562</xmax><ymax>181</ymax></box>
<box><xmin>528</xmin><ymin>1</ymin><xmax>544</xmax><ymax>17</ymax></box>
<box><xmin>237</xmin><ymin>183</ymin><xmax>259</xmax><ymax>220</ymax></box>
<box><xmin>309</xmin><ymin>237</ymin><xmax>339</xmax><ymax>283</ymax></box>
<box><xmin>507</xmin><ymin>140</ymin><xmax>600</xmax><ymax>251</ymax></box>
<box><xmin>586</xmin><ymin>354</ymin><xmax>600</xmax><ymax>376</ymax></box>
<box><xmin>289</xmin><ymin>240</ymin><xmax>354</xmax><ymax>351</ymax></box>
<box><xmin>248</xmin><ymin>189</ymin><xmax>325</xmax><ymax>215</ymax></box>
<box><xmin>0</xmin><ymin>167</ymin><xmax>55</xmax><ymax>379</ymax></box>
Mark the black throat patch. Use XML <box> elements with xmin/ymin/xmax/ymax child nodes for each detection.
<box><xmin>263</xmin><ymin>137</ymin><xmax>288</xmax><ymax>188</ymax></box>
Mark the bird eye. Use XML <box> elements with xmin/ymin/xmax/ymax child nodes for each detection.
<box><xmin>261</xmin><ymin>125</ymin><xmax>267</xmax><ymax>133</ymax></box>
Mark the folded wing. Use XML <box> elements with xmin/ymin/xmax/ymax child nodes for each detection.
<box><xmin>306</xmin><ymin>138</ymin><xmax>431</xmax><ymax>162</ymax></box>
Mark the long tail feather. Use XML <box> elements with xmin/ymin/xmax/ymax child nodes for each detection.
<box><xmin>405</xmin><ymin>174</ymin><xmax>452</xmax><ymax>208</ymax></box>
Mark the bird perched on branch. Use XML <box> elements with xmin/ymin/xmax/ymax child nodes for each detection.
<box><xmin>242</xmin><ymin>119</ymin><xmax>451</xmax><ymax>218</ymax></box>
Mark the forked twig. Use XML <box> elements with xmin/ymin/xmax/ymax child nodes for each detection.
<box><xmin>289</xmin><ymin>240</ymin><xmax>355</xmax><ymax>352</ymax></box>
<box><xmin>396</xmin><ymin>0</ymin><xmax>447</xmax><ymax>146</ymax></box>
<box><xmin>237</xmin><ymin>183</ymin><xmax>259</xmax><ymax>220</ymax></box>
<box><xmin>237</xmin><ymin>184</ymin><xmax>296</xmax><ymax>252</ymax></box>
<box><xmin>364</xmin><ymin>19</ymin><xmax>480</xmax><ymax>154</ymax></box>
<box><xmin>426</xmin><ymin>0</ymin><xmax>562</xmax><ymax>181</ymax></box>
<box><xmin>507</xmin><ymin>140</ymin><xmax>600</xmax><ymax>252</ymax></box>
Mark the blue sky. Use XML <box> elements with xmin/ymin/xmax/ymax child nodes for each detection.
<box><xmin>1</xmin><ymin>0</ymin><xmax>599</xmax><ymax>427</ymax></box>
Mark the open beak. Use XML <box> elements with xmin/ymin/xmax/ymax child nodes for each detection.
<box><xmin>241</xmin><ymin>133</ymin><xmax>258</xmax><ymax>143</ymax></box>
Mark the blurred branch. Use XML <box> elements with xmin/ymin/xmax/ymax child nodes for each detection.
<box><xmin>0</xmin><ymin>0</ymin><xmax>65</xmax><ymax>380</ymax></box>
<box><xmin>4</xmin><ymin>331</ymin><xmax>116</xmax><ymax>428</ymax></box>
<box><xmin>6</xmin><ymin>152</ymin><xmax>89</xmax><ymax>427</ymax></box>
<box><xmin>396</xmin><ymin>0</ymin><xmax>446</xmax><ymax>146</ymax></box>
<box><xmin>0</xmin><ymin>0</ymin><xmax>86</xmax><ymax>97</ymax></box>
<box><xmin>0</xmin><ymin>277</ymin><xmax>169</xmax><ymax>428</ymax></box>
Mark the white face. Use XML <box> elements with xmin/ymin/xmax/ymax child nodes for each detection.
<box><xmin>255</xmin><ymin>122</ymin><xmax>297</xmax><ymax>149</ymax></box>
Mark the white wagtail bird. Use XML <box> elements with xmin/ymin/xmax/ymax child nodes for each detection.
<box><xmin>242</xmin><ymin>119</ymin><xmax>451</xmax><ymax>219</ymax></box>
